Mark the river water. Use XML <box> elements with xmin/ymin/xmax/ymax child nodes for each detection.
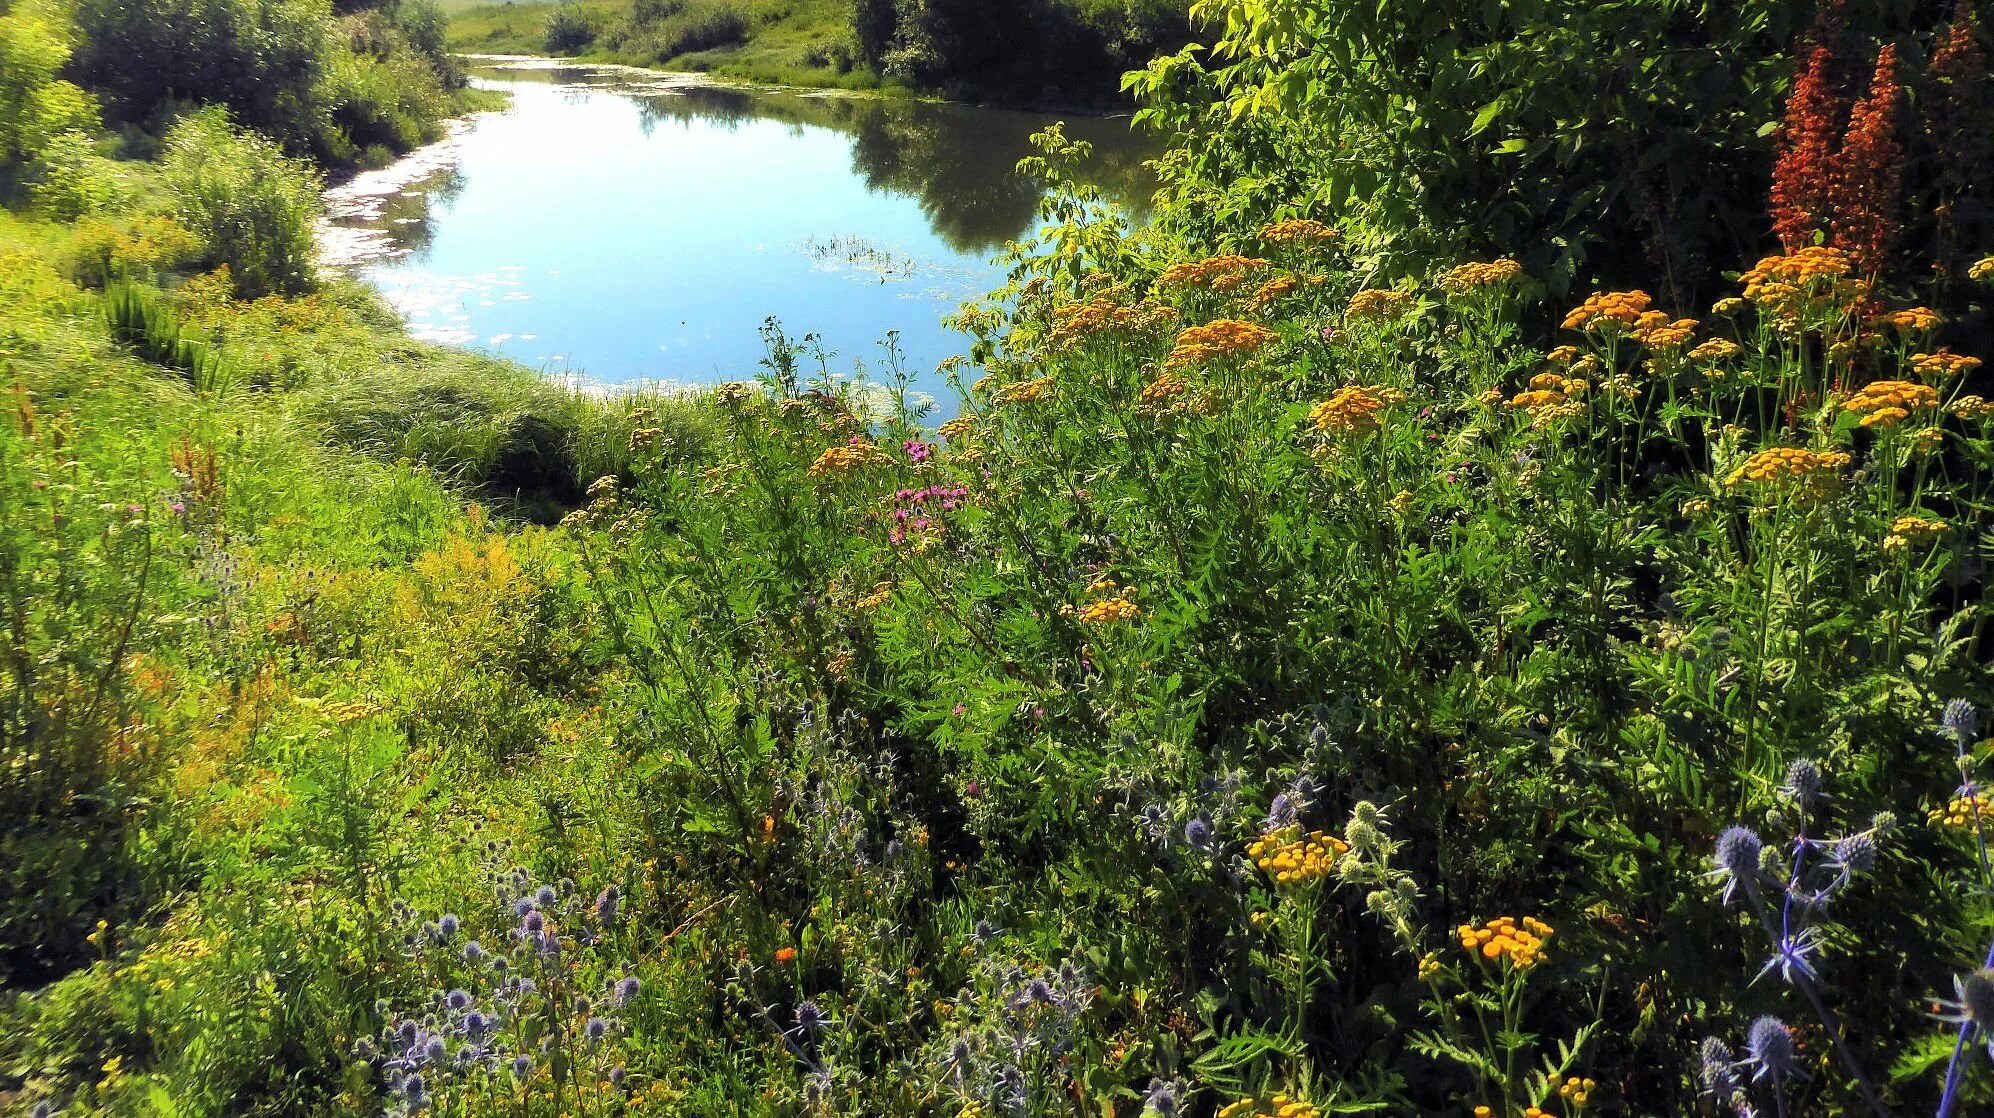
<box><xmin>322</xmin><ymin>60</ymin><xmax>1160</xmax><ymax>404</ymax></box>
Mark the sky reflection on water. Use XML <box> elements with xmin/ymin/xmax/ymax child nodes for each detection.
<box><xmin>327</xmin><ymin>64</ymin><xmax>1159</xmax><ymax>404</ymax></box>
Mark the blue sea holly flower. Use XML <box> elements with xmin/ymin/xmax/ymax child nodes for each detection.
<box><xmin>794</xmin><ymin>1000</ymin><xmax>829</xmax><ymax>1035</ymax></box>
<box><xmin>1779</xmin><ymin>759</ymin><xmax>1823</xmax><ymax>807</ymax></box>
<box><xmin>1827</xmin><ymin>833</ymin><xmax>1876</xmax><ymax>877</ymax></box>
<box><xmin>1265</xmin><ymin>793</ymin><xmax>1298</xmax><ymax>830</ymax></box>
<box><xmin>1936</xmin><ymin>968</ymin><xmax>1994</xmax><ymax>1038</ymax></box>
<box><xmin>1758</xmin><ymin>928</ymin><xmax>1823</xmax><ymax>986</ymax></box>
<box><xmin>608</xmin><ymin>1066</ymin><xmax>627</xmax><ymax>1089</ymax></box>
<box><xmin>445</xmin><ymin>989</ymin><xmax>472</xmax><ymax>1012</ymax></box>
<box><xmin>584</xmin><ymin>1016</ymin><xmax>609</xmax><ymax>1045</ymax></box>
<box><xmin>1697</xmin><ymin>1036</ymin><xmax>1741</xmax><ymax>1099</ymax></box>
<box><xmin>1183</xmin><ymin>816</ymin><xmax>1214</xmax><ymax>852</ymax></box>
<box><xmin>1709</xmin><ymin>826</ymin><xmax>1764</xmax><ymax>904</ymax></box>
<box><xmin>534</xmin><ymin>885</ymin><xmax>557</xmax><ymax>908</ymax></box>
<box><xmin>437</xmin><ymin>914</ymin><xmax>459</xmax><ymax>938</ymax></box>
<box><xmin>511</xmin><ymin>1054</ymin><xmax>533</xmax><ymax>1081</ymax></box>
<box><xmin>1943</xmin><ymin>699</ymin><xmax>1981</xmax><ymax>746</ymax></box>
<box><xmin>1744</xmin><ymin>1016</ymin><xmax>1802</xmax><ymax>1082</ymax></box>
<box><xmin>595</xmin><ymin>886</ymin><xmax>620</xmax><ymax>925</ymax></box>
<box><xmin>461</xmin><ymin>940</ymin><xmax>485</xmax><ymax>964</ymax></box>
<box><xmin>1142</xmin><ymin>1078</ymin><xmax>1180</xmax><ymax>1117</ymax></box>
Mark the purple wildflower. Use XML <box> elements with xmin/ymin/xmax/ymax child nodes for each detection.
<box><xmin>1710</xmin><ymin>826</ymin><xmax>1764</xmax><ymax>904</ymax></box>
<box><xmin>1744</xmin><ymin>1016</ymin><xmax>1802</xmax><ymax>1081</ymax></box>
<box><xmin>1943</xmin><ymin>699</ymin><xmax>1981</xmax><ymax>746</ymax></box>
<box><xmin>595</xmin><ymin>886</ymin><xmax>621</xmax><ymax>925</ymax></box>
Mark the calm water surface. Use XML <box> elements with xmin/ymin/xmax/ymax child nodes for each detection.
<box><xmin>324</xmin><ymin>62</ymin><xmax>1159</xmax><ymax>402</ymax></box>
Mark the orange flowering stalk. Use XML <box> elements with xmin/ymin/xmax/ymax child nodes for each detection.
<box><xmin>1828</xmin><ymin>45</ymin><xmax>1904</xmax><ymax>274</ymax></box>
<box><xmin>1505</xmin><ymin>372</ymin><xmax>1588</xmax><ymax>427</ymax></box>
<box><xmin>1770</xmin><ymin>35</ymin><xmax>1847</xmax><ymax>252</ymax></box>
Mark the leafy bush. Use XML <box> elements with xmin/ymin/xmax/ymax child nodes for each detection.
<box><xmin>1128</xmin><ymin>0</ymin><xmax>1988</xmax><ymax>300</ymax></box>
<box><xmin>160</xmin><ymin>108</ymin><xmax>323</xmax><ymax>299</ymax></box>
<box><xmin>24</xmin><ymin>129</ymin><xmax>122</xmax><ymax>220</ymax></box>
<box><xmin>543</xmin><ymin>1</ymin><xmax>596</xmax><ymax>51</ymax></box>
<box><xmin>64</xmin><ymin>213</ymin><xmax>205</xmax><ymax>287</ymax></box>
<box><xmin>70</xmin><ymin>0</ymin><xmax>336</xmax><ymax>151</ymax></box>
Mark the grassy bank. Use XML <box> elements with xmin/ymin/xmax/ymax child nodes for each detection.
<box><xmin>446</xmin><ymin>0</ymin><xmax>901</xmax><ymax>92</ymax></box>
<box><xmin>445</xmin><ymin>0</ymin><xmax>1199</xmax><ymax>103</ymax></box>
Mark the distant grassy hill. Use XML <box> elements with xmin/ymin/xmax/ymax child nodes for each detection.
<box><xmin>448</xmin><ymin>0</ymin><xmax>896</xmax><ymax>91</ymax></box>
<box><xmin>447</xmin><ymin>0</ymin><xmax>1199</xmax><ymax>105</ymax></box>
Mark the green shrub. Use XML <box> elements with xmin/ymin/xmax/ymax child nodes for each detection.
<box><xmin>160</xmin><ymin>108</ymin><xmax>323</xmax><ymax>300</ymax></box>
<box><xmin>24</xmin><ymin>129</ymin><xmax>123</xmax><ymax>220</ymax></box>
<box><xmin>543</xmin><ymin>1</ymin><xmax>596</xmax><ymax>51</ymax></box>
<box><xmin>70</xmin><ymin>0</ymin><xmax>337</xmax><ymax>153</ymax></box>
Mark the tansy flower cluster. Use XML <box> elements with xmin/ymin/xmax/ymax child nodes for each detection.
<box><xmin>1723</xmin><ymin>447</ymin><xmax>1852</xmax><ymax>502</ymax></box>
<box><xmin>1247</xmin><ymin>826</ymin><xmax>1350</xmax><ymax>885</ymax></box>
<box><xmin>1258</xmin><ymin>218</ymin><xmax>1339</xmax><ymax>244</ymax></box>
<box><xmin>1843</xmin><ymin>379</ymin><xmax>1940</xmax><ymax>428</ymax></box>
<box><xmin>1047</xmin><ymin>292</ymin><xmax>1178</xmax><ymax>346</ymax></box>
<box><xmin>1506</xmin><ymin>372</ymin><xmax>1589</xmax><ymax>428</ymax></box>
<box><xmin>1458</xmin><ymin>915</ymin><xmax>1553</xmax><ymax>968</ymax></box>
<box><xmin>1740</xmin><ymin>246</ymin><xmax>1869</xmax><ymax>329</ymax></box>
<box><xmin>1632</xmin><ymin>310</ymin><xmax>1699</xmax><ymax>351</ymax></box>
<box><xmin>1437</xmin><ymin>258</ymin><xmax>1524</xmax><ymax>293</ymax></box>
<box><xmin>1876</xmin><ymin>306</ymin><xmax>1943</xmax><ymax>333</ymax></box>
<box><xmin>1557</xmin><ymin>1075</ymin><xmax>1599</xmax><ymax>1107</ymax></box>
<box><xmin>1930</xmin><ymin>793</ymin><xmax>1994</xmax><ymax>829</ymax></box>
<box><xmin>937</xmin><ymin>416</ymin><xmax>977</xmax><ymax>442</ymax></box>
<box><xmin>997</xmin><ymin>376</ymin><xmax>1057</xmax><ymax>406</ymax></box>
<box><xmin>1157</xmin><ymin>254</ymin><xmax>1269</xmax><ymax>293</ymax></box>
<box><xmin>1884</xmin><ymin>516</ymin><xmax>1949</xmax><ymax>552</ymax></box>
<box><xmin>1910</xmin><ymin>349</ymin><xmax>1982</xmax><ymax>381</ymax></box>
<box><xmin>1075</xmin><ymin>576</ymin><xmax>1140</xmax><ymax>625</ymax></box>
<box><xmin>1166</xmin><ymin>319</ymin><xmax>1278</xmax><ymax>368</ymax></box>
<box><xmin>809</xmin><ymin>439</ymin><xmax>893</xmax><ymax>478</ymax></box>
<box><xmin>1689</xmin><ymin>337</ymin><xmax>1743</xmax><ymax>362</ymax></box>
<box><xmin>1139</xmin><ymin>371</ymin><xmax>1191</xmax><ymax>407</ymax></box>
<box><xmin>1953</xmin><ymin>395</ymin><xmax>1994</xmax><ymax>421</ymax></box>
<box><xmin>1246</xmin><ymin>275</ymin><xmax>1299</xmax><ymax>312</ymax></box>
<box><xmin>1309</xmin><ymin>384</ymin><xmax>1403</xmax><ymax>437</ymax></box>
<box><xmin>1561</xmin><ymin>290</ymin><xmax>1652</xmax><ymax>334</ymax></box>
<box><xmin>1345</xmin><ymin>288</ymin><xmax>1413</xmax><ymax>321</ymax></box>
<box><xmin>1970</xmin><ymin>255</ymin><xmax>1994</xmax><ymax>282</ymax></box>
<box><xmin>1218</xmin><ymin>1094</ymin><xmax>1319</xmax><ymax>1118</ymax></box>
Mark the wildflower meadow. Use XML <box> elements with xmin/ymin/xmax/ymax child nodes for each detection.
<box><xmin>4</xmin><ymin>0</ymin><xmax>1994</xmax><ymax>1116</ymax></box>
